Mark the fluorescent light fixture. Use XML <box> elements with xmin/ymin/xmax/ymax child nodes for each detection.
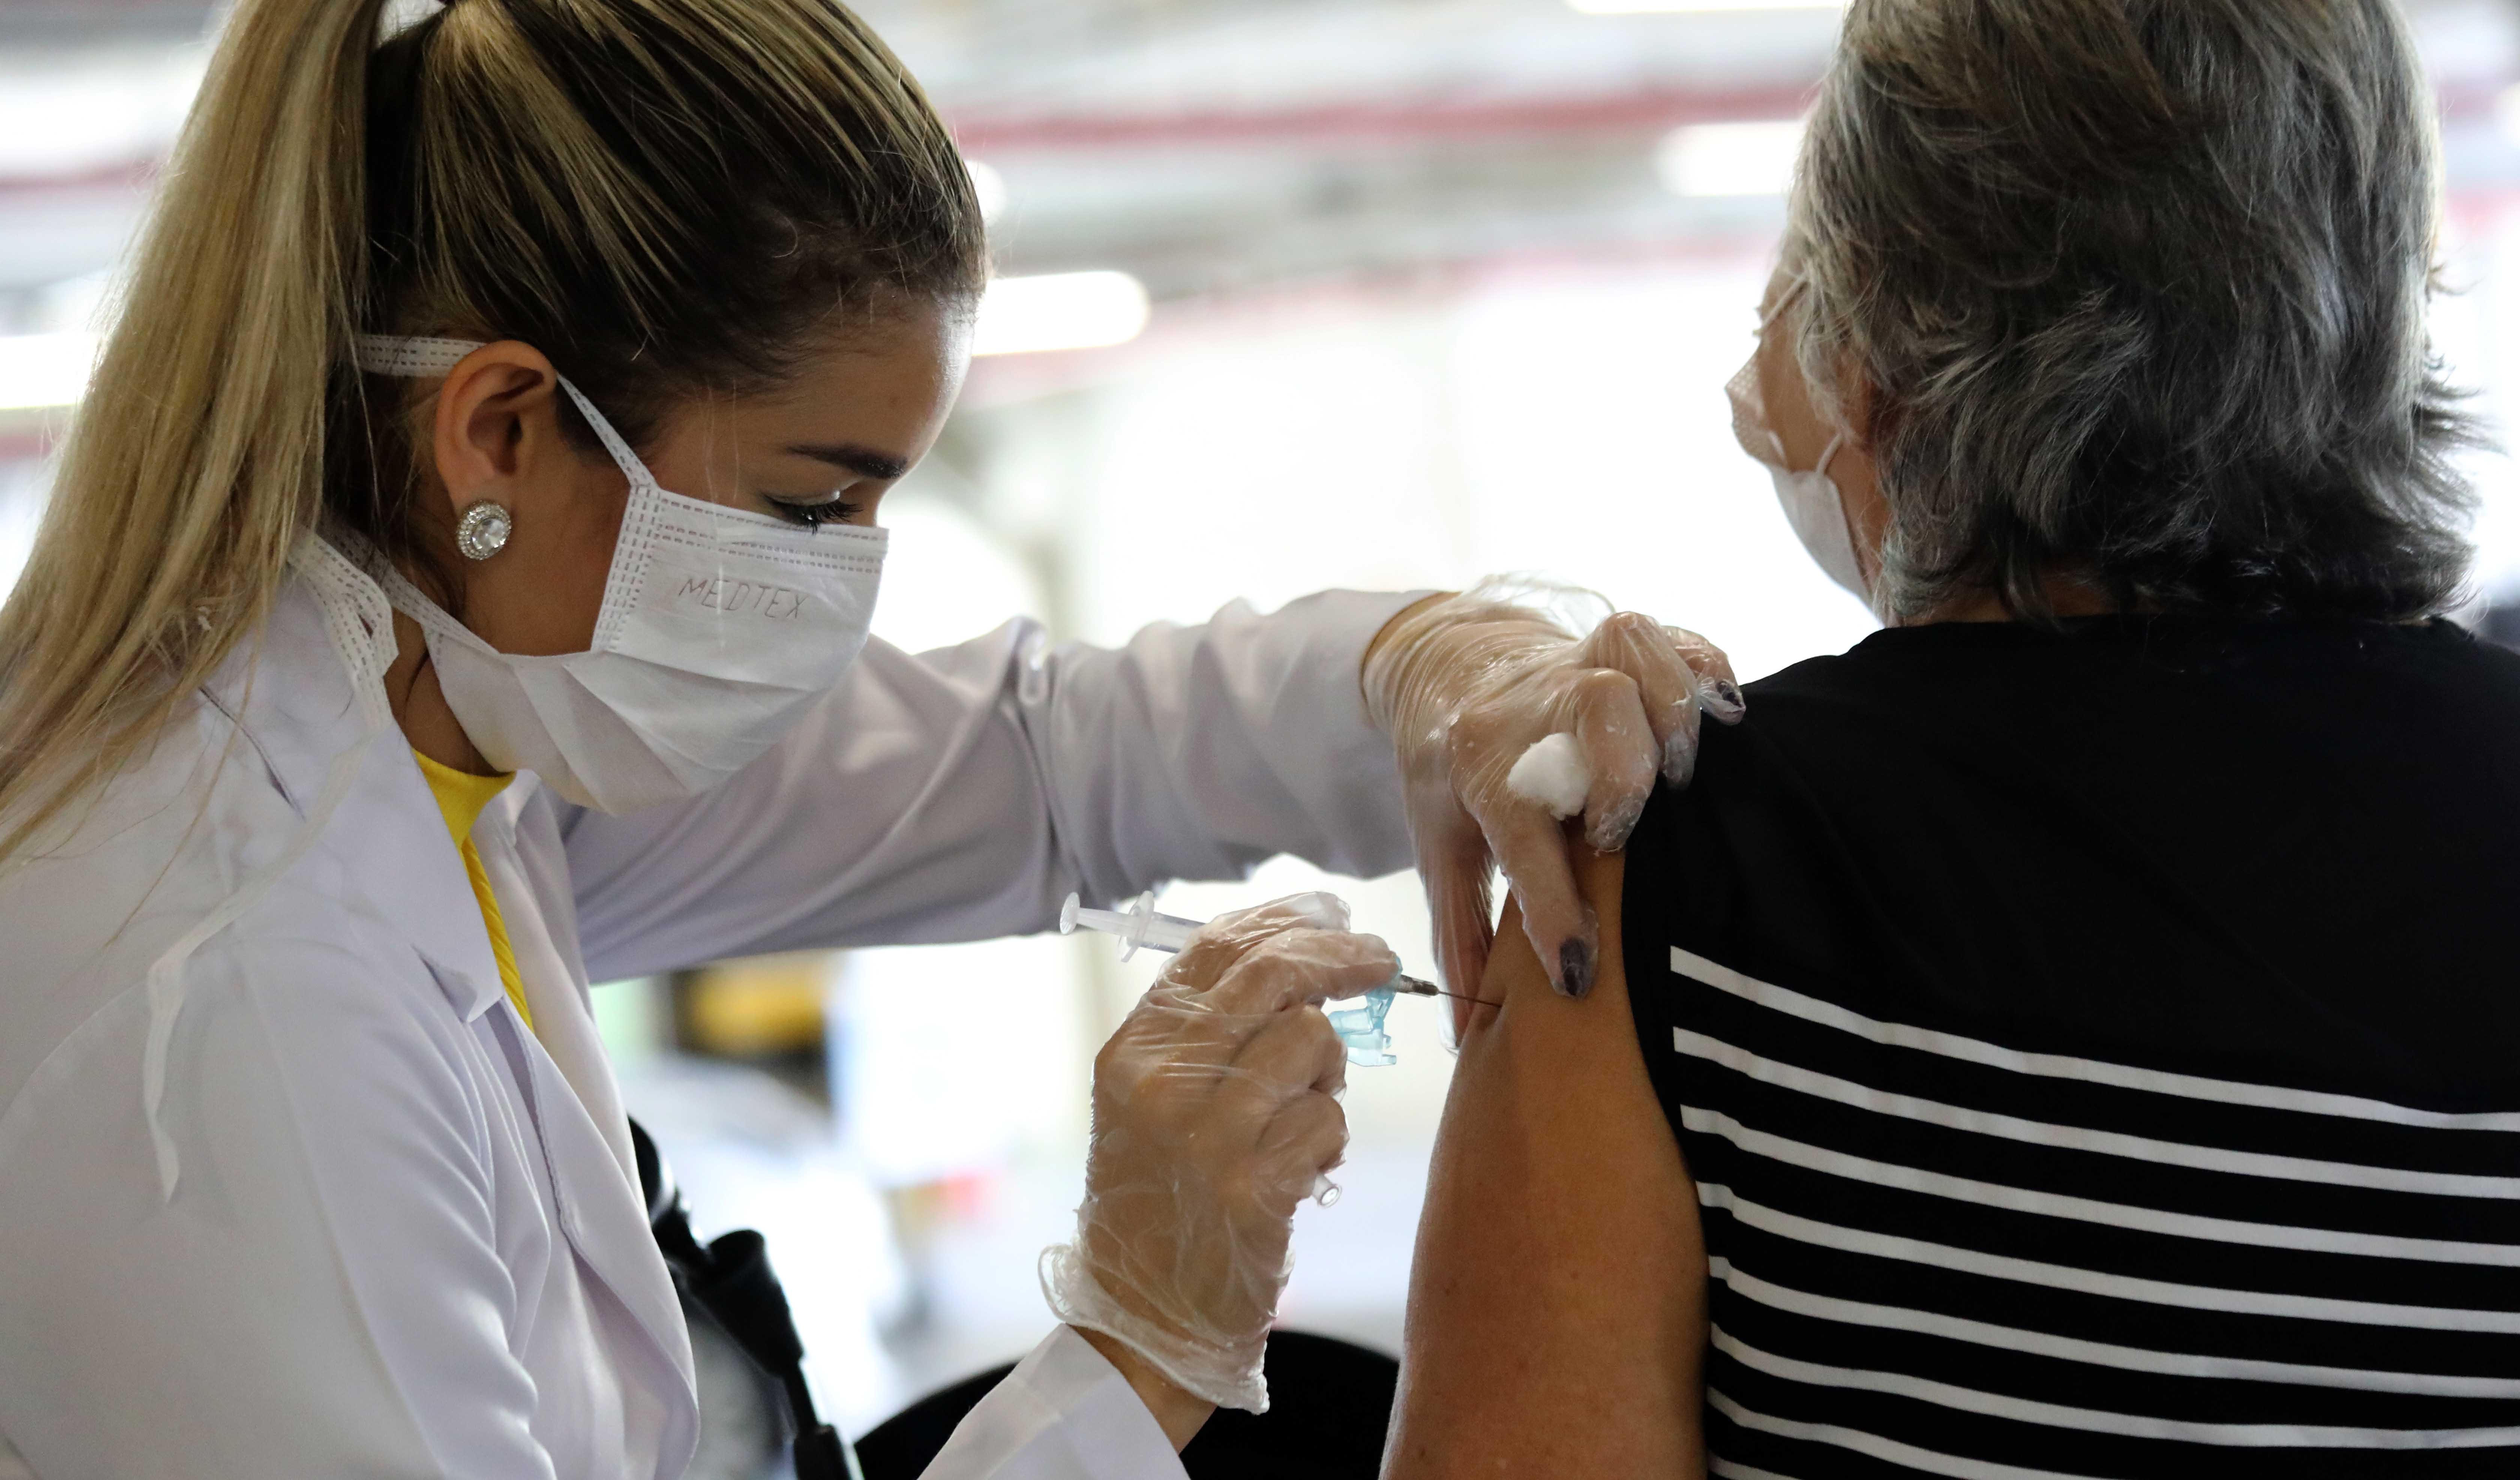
<box><xmin>0</xmin><ymin>334</ymin><xmax>100</xmax><ymax>411</ymax></box>
<box><xmin>966</xmin><ymin>159</ymin><xmax>1010</xmax><ymax>223</ymax></box>
<box><xmin>1569</xmin><ymin>0</ymin><xmax>1842</xmax><ymax>12</ymax></box>
<box><xmin>1656</xmin><ymin>120</ymin><xmax>1806</xmax><ymax>198</ymax></box>
<box><xmin>973</xmin><ymin>271</ymin><xmax>1150</xmax><ymax>357</ymax></box>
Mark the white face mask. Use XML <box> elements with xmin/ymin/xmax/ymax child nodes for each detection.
<box><xmin>1724</xmin><ymin>295</ymin><xmax>1871</xmax><ymax>605</ymax></box>
<box><xmin>356</xmin><ymin>336</ymin><xmax>888</xmax><ymax>812</ymax></box>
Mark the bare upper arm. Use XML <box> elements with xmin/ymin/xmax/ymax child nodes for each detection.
<box><xmin>1384</xmin><ymin>845</ymin><xmax>1706</xmax><ymax>1478</ymax></box>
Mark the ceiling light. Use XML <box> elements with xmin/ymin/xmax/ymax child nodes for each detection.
<box><xmin>0</xmin><ymin>334</ymin><xmax>100</xmax><ymax>411</ymax></box>
<box><xmin>973</xmin><ymin>272</ymin><xmax>1150</xmax><ymax>357</ymax></box>
<box><xmin>1656</xmin><ymin>120</ymin><xmax>1806</xmax><ymax>198</ymax></box>
<box><xmin>1569</xmin><ymin>0</ymin><xmax>1843</xmax><ymax>13</ymax></box>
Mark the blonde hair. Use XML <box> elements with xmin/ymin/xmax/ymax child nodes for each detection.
<box><xmin>0</xmin><ymin>0</ymin><xmax>982</xmax><ymax>859</ymax></box>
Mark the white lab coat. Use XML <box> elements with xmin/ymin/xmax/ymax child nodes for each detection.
<box><xmin>0</xmin><ymin>534</ymin><xmax>1421</xmax><ymax>1480</ymax></box>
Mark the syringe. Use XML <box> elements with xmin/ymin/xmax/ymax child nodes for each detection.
<box><xmin>1060</xmin><ymin>891</ymin><xmax>1442</xmax><ymax>993</ymax></box>
<box><xmin>1059</xmin><ymin>890</ymin><xmax>1446</xmax><ymax>1067</ymax></box>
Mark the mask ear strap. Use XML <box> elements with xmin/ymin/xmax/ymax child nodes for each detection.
<box><xmin>1758</xmin><ymin>274</ymin><xmax>1809</xmax><ymax>330</ymax></box>
<box><xmin>1813</xmin><ymin>430</ymin><xmax>1881</xmax><ymax>609</ymax></box>
<box><xmin>351</xmin><ymin>335</ymin><xmax>481</xmax><ymax>376</ymax></box>
<box><xmin>553</xmin><ymin>377</ymin><xmax>658</xmax><ymax>491</ymax></box>
<box><xmin>1811</xmin><ymin>431</ymin><xmax>1846</xmax><ymax>480</ymax></box>
<box><xmin>353</xmin><ymin>334</ymin><xmax>658</xmax><ymax>491</ymax></box>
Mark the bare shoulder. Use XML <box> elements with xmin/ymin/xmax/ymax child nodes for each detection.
<box><xmin>1385</xmin><ymin>846</ymin><xmax>1706</xmax><ymax>1478</ymax></box>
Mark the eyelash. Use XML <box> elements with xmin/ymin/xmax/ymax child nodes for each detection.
<box><xmin>772</xmin><ymin>495</ymin><xmax>864</xmax><ymax>527</ymax></box>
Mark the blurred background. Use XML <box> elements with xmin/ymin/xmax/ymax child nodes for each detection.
<box><xmin>6</xmin><ymin>0</ymin><xmax>2520</xmax><ymax>1465</ymax></box>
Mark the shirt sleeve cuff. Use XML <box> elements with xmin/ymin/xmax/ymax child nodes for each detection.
<box><xmin>924</xmin><ymin>1326</ymin><xmax>1188</xmax><ymax>1480</ymax></box>
<box><xmin>1305</xmin><ymin>587</ymin><xmax>1443</xmax><ymax>732</ymax></box>
<box><xmin>1246</xmin><ymin>586</ymin><xmax>1441</xmax><ymax>878</ymax></box>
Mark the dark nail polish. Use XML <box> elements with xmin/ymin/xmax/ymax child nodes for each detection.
<box><xmin>1557</xmin><ymin>938</ymin><xmax>1596</xmax><ymax>998</ymax></box>
<box><xmin>1708</xmin><ymin>679</ymin><xmax>1746</xmax><ymax>718</ymax></box>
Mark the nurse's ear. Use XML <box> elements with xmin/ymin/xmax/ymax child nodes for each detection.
<box><xmin>429</xmin><ymin>341</ymin><xmax>578</xmax><ymax>526</ymax></box>
<box><xmin>421</xmin><ymin>341</ymin><xmax>640</xmax><ymax>651</ymax></box>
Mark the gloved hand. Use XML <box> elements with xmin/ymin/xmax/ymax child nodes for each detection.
<box><xmin>1363</xmin><ymin>581</ymin><xmax>1741</xmax><ymax>1008</ymax></box>
<box><xmin>1042</xmin><ymin>892</ymin><xmax>1396</xmax><ymax>1415</ymax></box>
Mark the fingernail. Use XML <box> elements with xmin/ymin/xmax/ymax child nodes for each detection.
<box><xmin>1557</xmin><ymin>938</ymin><xmax>1596</xmax><ymax>999</ymax></box>
<box><xmin>1706</xmin><ymin>679</ymin><xmax>1746</xmax><ymax>722</ymax></box>
<box><xmin>1588</xmin><ymin>795</ymin><xmax>1644</xmax><ymax>851</ymax></box>
<box><xmin>1661</xmin><ymin>731</ymin><xmax>1698</xmax><ymax>788</ymax></box>
<box><xmin>1663</xmin><ymin>733</ymin><xmax>1698</xmax><ymax>790</ymax></box>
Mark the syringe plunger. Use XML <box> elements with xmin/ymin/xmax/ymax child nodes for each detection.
<box><xmin>1058</xmin><ymin>890</ymin><xmax>1201</xmax><ymax>959</ymax></box>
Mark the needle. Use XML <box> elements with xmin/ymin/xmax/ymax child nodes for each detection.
<box><xmin>1389</xmin><ymin>976</ymin><xmax>1500</xmax><ymax>1007</ymax></box>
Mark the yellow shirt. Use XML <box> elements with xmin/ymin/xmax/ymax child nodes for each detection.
<box><xmin>412</xmin><ymin>750</ymin><xmax>533</xmax><ymax>1032</ymax></box>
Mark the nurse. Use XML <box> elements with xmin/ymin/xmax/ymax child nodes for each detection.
<box><xmin>0</xmin><ymin>0</ymin><xmax>1733</xmax><ymax>1476</ymax></box>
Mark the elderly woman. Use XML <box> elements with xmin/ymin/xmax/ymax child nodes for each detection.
<box><xmin>1390</xmin><ymin>0</ymin><xmax>2520</xmax><ymax>1476</ymax></box>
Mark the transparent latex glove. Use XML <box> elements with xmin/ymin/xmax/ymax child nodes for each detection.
<box><xmin>1363</xmin><ymin>582</ymin><xmax>1741</xmax><ymax>1011</ymax></box>
<box><xmin>1042</xmin><ymin>892</ymin><xmax>1398</xmax><ymax>1414</ymax></box>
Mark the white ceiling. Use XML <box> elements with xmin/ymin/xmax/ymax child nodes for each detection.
<box><xmin>0</xmin><ymin>0</ymin><xmax>2513</xmax><ymax>306</ymax></box>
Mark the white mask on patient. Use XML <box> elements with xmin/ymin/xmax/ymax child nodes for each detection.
<box><xmin>1724</xmin><ymin>300</ymin><xmax>1872</xmax><ymax>605</ymax></box>
<box><xmin>355</xmin><ymin>335</ymin><xmax>887</xmax><ymax>813</ymax></box>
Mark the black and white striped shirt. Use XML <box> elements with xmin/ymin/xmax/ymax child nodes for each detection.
<box><xmin>1623</xmin><ymin>617</ymin><xmax>2520</xmax><ymax>1478</ymax></box>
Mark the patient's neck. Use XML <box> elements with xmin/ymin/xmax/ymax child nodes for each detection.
<box><xmin>1908</xmin><ymin>575</ymin><xmax>2126</xmax><ymax>626</ymax></box>
<box><xmin>1915</xmin><ymin>586</ymin><xmax>2116</xmax><ymax>622</ymax></box>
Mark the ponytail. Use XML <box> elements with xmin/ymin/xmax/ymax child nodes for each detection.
<box><xmin>0</xmin><ymin>0</ymin><xmax>984</xmax><ymax>860</ymax></box>
<box><xmin>0</xmin><ymin>0</ymin><xmax>390</xmax><ymax>855</ymax></box>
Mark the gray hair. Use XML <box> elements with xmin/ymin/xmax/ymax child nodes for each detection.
<box><xmin>1786</xmin><ymin>0</ymin><xmax>2474</xmax><ymax>621</ymax></box>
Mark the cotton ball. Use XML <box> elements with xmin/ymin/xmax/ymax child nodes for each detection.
<box><xmin>1505</xmin><ymin>733</ymin><xmax>1592</xmax><ymax>819</ymax></box>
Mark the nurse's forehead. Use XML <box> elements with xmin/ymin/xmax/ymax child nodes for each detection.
<box><xmin>711</xmin><ymin>364</ymin><xmax>945</xmax><ymax>454</ymax></box>
<box><xmin>758</xmin><ymin>333</ymin><xmax>962</xmax><ymax>427</ymax></box>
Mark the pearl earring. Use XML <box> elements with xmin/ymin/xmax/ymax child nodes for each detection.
<box><xmin>454</xmin><ymin>501</ymin><xmax>513</xmax><ymax>562</ymax></box>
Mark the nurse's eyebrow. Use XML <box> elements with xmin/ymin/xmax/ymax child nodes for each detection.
<box><xmin>786</xmin><ymin>442</ymin><xmax>912</xmax><ymax>481</ymax></box>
